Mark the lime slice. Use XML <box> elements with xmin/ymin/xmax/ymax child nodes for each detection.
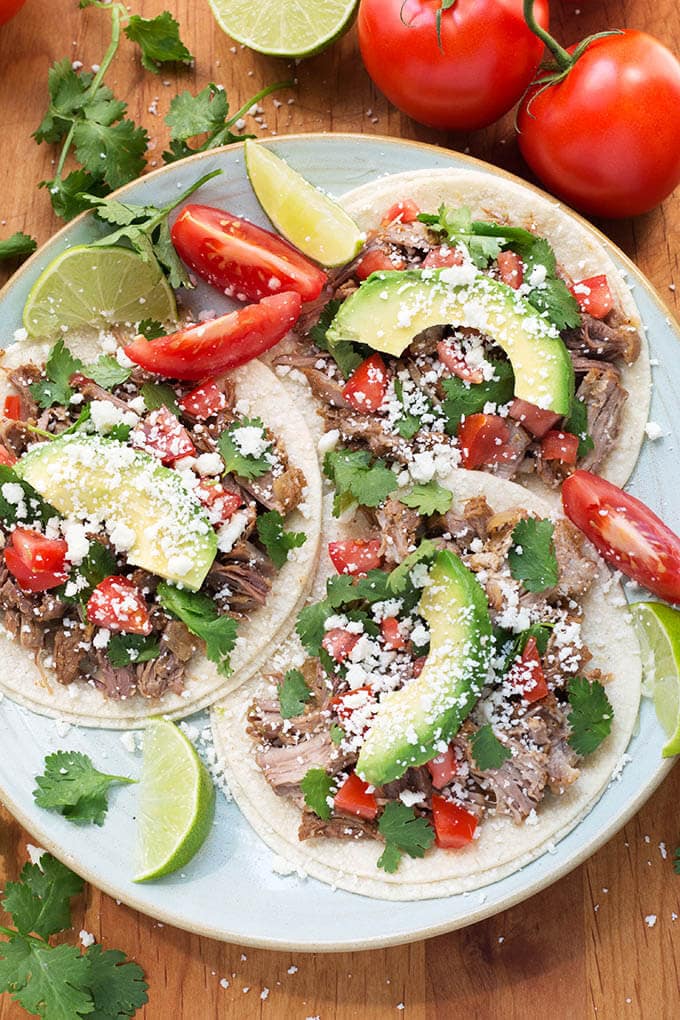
<box><xmin>134</xmin><ymin>719</ymin><xmax>215</xmax><ymax>882</ymax></box>
<box><xmin>23</xmin><ymin>245</ymin><xmax>177</xmax><ymax>339</ymax></box>
<box><xmin>245</xmin><ymin>140</ymin><xmax>364</xmax><ymax>267</ymax></box>
<box><xmin>208</xmin><ymin>0</ymin><xmax>357</xmax><ymax>58</ymax></box>
<box><xmin>630</xmin><ymin>601</ymin><xmax>680</xmax><ymax>757</ymax></box>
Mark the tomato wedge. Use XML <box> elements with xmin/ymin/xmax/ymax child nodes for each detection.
<box><xmin>170</xmin><ymin>205</ymin><xmax>327</xmax><ymax>303</ymax></box>
<box><xmin>322</xmin><ymin>628</ymin><xmax>360</xmax><ymax>663</ymax></box>
<box><xmin>131</xmin><ymin>406</ymin><xmax>195</xmax><ymax>465</ymax></box>
<box><xmin>431</xmin><ymin>796</ymin><xmax>478</xmax><ymax>849</ymax></box>
<box><xmin>328</xmin><ymin>538</ymin><xmax>382</xmax><ymax>576</ymax></box>
<box><xmin>508</xmin><ymin>398</ymin><xmax>561</xmax><ymax>439</ymax></box>
<box><xmin>124</xmin><ymin>292</ymin><xmax>302</xmax><ymax>381</ymax></box>
<box><xmin>380</xmin><ymin>616</ymin><xmax>405</xmax><ymax>650</ymax></box>
<box><xmin>541</xmin><ymin>430</ymin><xmax>579</xmax><ymax>465</ymax></box>
<box><xmin>0</xmin><ymin>444</ymin><xmax>17</xmax><ymax>467</ymax></box>
<box><xmin>3</xmin><ymin>395</ymin><xmax>21</xmax><ymax>420</ymax></box>
<box><xmin>562</xmin><ymin>471</ymin><xmax>680</xmax><ymax>603</ymax></box>
<box><xmin>458</xmin><ymin>413</ymin><xmax>512</xmax><ymax>469</ymax></box>
<box><xmin>437</xmin><ymin>339</ymin><xmax>483</xmax><ymax>384</ymax></box>
<box><xmin>87</xmin><ymin>576</ymin><xmax>152</xmax><ymax>635</ymax></box>
<box><xmin>334</xmin><ymin>772</ymin><xmax>379</xmax><ymax>821</ymax></box>
<box><xmin>426</xmin><ymin>746</ymin><xmax>458</xmax><ymax>789</ymax></box>
<box><xmin>497</xmin><ymin>250</ymin><xmax>524</xmax><ymax>290</ymax></box>
<box><xmin>355</xmin><ymin>249</ymin><xmax>407</xmax><ymax>280</ymax></box>
<box><xmin>4</xmin><ymin>528</ymin><xmax>68</xmax><ymax>592</ymax></box>
<box><xmin>178</xmin><ymin>381</ymin><xmax>227</xmax><ymax>420</ymax></box>
<box><xmin>341</xmin><ymin>354</ymin><xmax>388</xmax><ymax>413</ymax></box>
<box><xmin>570</xmin><ymin>275</ymin><xmax>613</xmax><ymax>319</ymax></box>
<box><xmin>506</xmin><ymin>637</ymin><xmax>548</xmax><ymax>703</ymax></box>
<box><xmin>422</xmin><ymin>245</ymin><xmax>464</xmax><ymax>269</ymax></box>
<box><xmin>381</xmin><ymin>199</ymin><xmax>420</xmax><ymax>226</ymax></box>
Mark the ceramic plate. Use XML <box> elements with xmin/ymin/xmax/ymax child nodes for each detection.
<box><xmin>0</xmin><ymin>135</ymin><xmax>677</xmax><ymax>950</ymax></box>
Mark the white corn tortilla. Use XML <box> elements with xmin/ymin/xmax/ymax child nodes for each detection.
<box><xmin>211</xmin><ymin>469</ymin><xmax>641</xmax><ymax>900</ymax></box>
<box><xmin>0</xmin><ymin>338</ymin><xmax>323</xmax><ymax>728</ymax></box>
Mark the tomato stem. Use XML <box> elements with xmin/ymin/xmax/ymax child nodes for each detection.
<box><xmin>522</xmin><ymin>0</ymin><xmax>572</xmax><ymax>70</ymax></box>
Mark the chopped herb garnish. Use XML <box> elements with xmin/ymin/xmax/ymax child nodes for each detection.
<box><xmin>567</xmin><ymin>677</ymin><xmax>613</xmax><ymax>755</ymax></box>
<box><xmin>393</xmin><ymin>377</ymin><xmax>423</xmax><ymax>439</ymax></box>
<box><xmin>300</xmin><ymin>767</ymin><xmax>334</xmax><ymax>820</ymax></box>
<box><xmin>399</xmin><ymin>480</ymin><xmax>453</xmax><ymax>516</ymax></box>
<box><xmin>508</xmin><ymin>517</ymin><xmax>559</xmax><ymax>593</ymax></box>
<box><xmin>138</xmin><ymin>318</ymin><xmax>166</xmax><ymax>340</ymax></box>
<box><xmin>33</xmin><ymin>750</ymin><xmax>135</xmax><ymax>826</ymax></box>
<box><xmin>441</xmin><ymin>358</ymin><xmax>514</xmax><ymax>431</ymax></box>
<box><xmin>0</xmin><ymin>231</ymin><xmax>37</xmax><ymax>263</ymax></box>
<box><xmin>0</xmin><ymin>465</ymin><xmax>58</xmax><ymax>527</ymax></box>
<box><xmin>82</xmin><ymin>354</ymin><xmax>131</xmax><ymax>389</ymax></box>
<box><xmin>377</xmin><ymin>801</ymin><xmax>435</xmax><ymax>873</ymax></box>
<box><xmin>563</xmin><ymin>397</ymin><xmax>595</xmax><ymax>458</ymax></box>
<box><xmin>511</xmin><ymin>236</ymin><xmax>581</xmax><ymax>330</ymax></box>
<box><xmin>107</xmin><ymin>633</ymin><xmax>160</xmax><ymax>667</ymax></box>
<box><xmin>60</xmin><ymin>404</ymin><xmax>92</xmax><ymax>436</ymax></box>
<box><xmin>323</xmin><ymin>447</ymin><xmax>398</xmax><ymax>516</ymax></box>
<box><xmin>330</xmin><ymin>723</ymin><xmax>344</xmax><ymax>745</ymax></box>
<box><xmin>310</xmin><ymin>298</ymin><xmax>364</xmax><ymax>379</ymax></box>
<box><xmin>157</xmin><ymin>582</ymin><xmax>237</xmax><ymax>677</ymax></box>
<box><xmin>278</xmin><ymin>668</ymin><xmax>312</xmax><ymax>719</ymax></box>
<box><xmin>218</xmin><ymin>417</ymin><xmax>273</xmax><ymax>480</ymax></box>
<box><xmin>417</xmin><ymin>205</ymin><xmax>512</xmax><ymax>268</ymax></box>
<box><xmin>59</xmin><ymin>541</ymin><xmax>118</xmax><ymax>604</ymax></box>
<box><xmin>140</xmin><ymin>381</ymin><xmax>181</xmax><ymax>416</ymax></box>
<box><xmin>470</xmin><ymin>724</ymin><xmax>512</xmax><ymax>770</ymax></box>
<box><xmin>29</xmin><ymin>339</ymin><xmax>83</xmax><ymax>409</ymax></box>
<box><xmin>256</xmin><ymin>510</ymin><xmax>306</xmax><ymax>569</ymax></box>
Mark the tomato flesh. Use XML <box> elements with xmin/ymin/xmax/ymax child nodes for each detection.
<box><xmin>3</xmin><ymin>395</ymin><xmax>21</xmax><ymax>420</ymax></box>
<box><xmin>508</xmin><ymin>398</ymin><xmax>561</xmax><ymax>439</ymax></box>
<box><xmin>507</xmin><ymin>637</ymin><xmax>549</xmax><ymax>703</ymax></box>
<box><xmin>124</xmin><ymin>292</ymin><xmax>302</xmax><ymax>381</ymax></box>
<box><xmin>330</xmin><ymin>686</ymin><xmax>375</xmax><ymax>722</ymax></box>
<box><xmin>0</xmin><ymin>443</ymin><xmax>17</xmax><ymax>466</ymax></box>
<box><xmin>458</xmin><ymin>413</ymin><xmax>512</xmax><ymax>469</ymax></box>
<box><xmin>194</xmin><ymin>480</ymin><xmax>243</xmax><ymax>526</ymax></box>
<box><xmin>178</xmin><ymin>381</ymin><xmax>227</xmax><ymax>420</ymax></box>
<box><xmin>541</xmin><ymin>430</ymin><xmax>579</xmax><ymax>465</ymax></box>
<box><xmin>426</xmin><ymin>746</ymin><xmax>458</xmax><ymax>789</ymax></box>
<box><xmin>421</xmin><ymin>245</ymin><xmax>464</xmax><ymax>269</ymax></box>
<box><xmin>431</xmin><ymin>795</ymin><xmax>478</xmax><ymax>849</ymax></box>
<box><xmin>562</xmin><ymin>470</ymin><xmax>680</xmax><ymax>603</ymax></box>
<box><xmin>570</xmin><ymin>275</ymin><xmax>613</xmax><ymax>320</ymax></box>
<box><xmin>381</xmin><ymin>200</ymin><xmax>420</xmax><ymax>226</ymax></box>
<box><xmin>380</xmin><ymin>616</ymin><xmax>405</xmax><ymax>650</ymax></box>
<box><xmin>334</xmin><ymin>772</ymin><xmax>379</xmax><ymax>821</ymax></box>
<box><xmin>497</xmin><ymin>251</ymin><xmax>524</xmax><ymax>290</ymax></box>
<box><xmin>355</xmin><ymin>249</ymin><xmax>406</xmax><ymax>280</ymax></box>
<box><xmin>4</xmin><ymin>529</ymin><xmax>68</xmax><ymax>592</ymax></box>
<box><xmin>341</xmin><ymin>354</ymin><xmax>388</xmax><ymax>413</ymax></box>
<box><xmin>437</xmin><ymin>339</ymin><xmax>483</xmax><ymax>384</ymax></box>
<box><xmin>170</xmin><ymin>205</ymin><xmax>327</xmax><ymax>303</ymax></box>
<box><xmin>322</xmin><ymin>628</ymin><xmax>360</xmax><ymax>663</ymax></box>
<box><xmin>87</xmin><ymin>576</ymin><xmax>152</xmax><ymax>635</ymax></box>
<box><xmin>328</xmin><ymin>538</ymin><xmax>382</xmax><ymax>576</ymax></box>
<box><xmin>131</xmin><ymin>406</ymin><xmax>195</xmax><ymax>465</ymax></box>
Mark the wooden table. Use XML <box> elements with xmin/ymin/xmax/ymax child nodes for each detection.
<box><xmin>1</xmin><ymin>1</ymin><xmax>679</xmax><ymax>1016</ymax></box>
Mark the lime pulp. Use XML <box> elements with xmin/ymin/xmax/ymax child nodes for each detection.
<box><xmin>630</xmin><ymin>601</ymin><xmax>680</xmax><ymax>757</ymax></box>
<box><xmin>207</xmin><ymin>0</ymin><xmax>358</xmax><ymax>59</ymax></box>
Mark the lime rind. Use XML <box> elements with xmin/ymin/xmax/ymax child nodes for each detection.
<box><xmin>631</xmin><ymin>601</ymin><xmax>680</xmax><ymax>757</ymax></box>
<box><xmin>207</xmin><ymin>0</ymin><xmax>357</xmax><ymax>58</ymax></box>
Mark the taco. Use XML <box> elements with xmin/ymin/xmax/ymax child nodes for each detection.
<box><xmin>0</xmin><ymin>332</ymin><xmax>322</xmax><ymax>727</ymax></box>
<box><xmin>269</xmin><ymin>167</ymin><xmax>650</xmax><ymax>501</ymax></box>
<box><xmin>211</xmin><ymin>469</ymin><xmax>640</xmax><ymax>900</ymax></box>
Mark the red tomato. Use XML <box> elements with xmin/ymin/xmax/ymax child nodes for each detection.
<box><xmin>341</xmin><ymin>354</ymin><xmax>388</xmax><ymax>413</ymax></box>
<box><xmin>507</xmin><ymin>637</ymin><xmax>548</xmax><ymax>703</ymax></box>
<box><xmin>170</xmin><ymin>205</ymin><xmax>327</xmax><ymax>303</ymax></box>
<box><xmin>87</xmin><ymin>576</ymin><xmax>152</xmax><ymax>635</ymax></box>
<box><xmin>541</xmin><ymin>430</ymin><xmax>579</xmax><ymax>464</ymax></box>
<box><xmin>0</xmin><ymin>443</ymin><xmax>17</xmax><ymax>466</ymax></box>
<box><xmin>178</xmin><ymin>381</ymin><xmax>227</xmax><ymax>420</ymax></box>
<box><xmin>330</xmin><ymin>686</ymin><xmax>375</xmax><ymax>721</ymax></box>
<box><xmin>437</xmin><ymin>339</ymin><xmax>483</xmax><ymax>384</ymax></box>
<box><xmin>328</xmin><ymin>539</ymin><xmax>382</xmax><ymax>576</ymax></box>
<box><xmin>131</xmin><ymin>406</ymin><xmax>195</xmax><ymax>465</ymax></box>
<box><xmin>570</xmin><ymin>275</ymin><xmax>613</xmax><ymax>319</ymax></box>
<box><xmin>124</xmin><ymin>292</ymin><xmax>302</xmax><ymax>381</ymax></box>
<box><xmin>4</xmin><ymin>529</ymin><xmax>68</xmax><ymax>592</ymax></box>
<box><xmin>0</xmin><ymin>0</ymin><xmax>27</xmax><ymax>26</ymax></box>
<box><xmin>431</xmin><ymin>796</ymin><xmax>478</xmax><ymax>848</ymax></box>
<box><xmin>322</xmin><ymin>628</ymin><xmax>360</xmax><ymax>663</ymax></box>
<box><xmin>380</xmin><ymin>616</ymin><xmax>405</xmax><ymax>650</ymax></box>
<box><xmin>426</xmin><ymin>745</ymin><xmax>458</xmax><ymax>788</ymax></box>
<box><xmin>355</xmin><ymin>249</ymin><xmax>407</xmax><ymax>280</ymax></box>
<box><xmin>421</xmin><ymin>245</ymin><xmax>464</xmax><ymax>269</ymax></box>
<box><xmin>194</xmin><ymin>480</ymin><xmax>243</xmax><ymax>526</ymax></box>
<box><xmin>3</xmin><ymin>395</ymin><xmax>21</xmax><ymax>420</ymax></box>
<box><xmin>508</xmin><ymin>398</ymin><xmax>561</xmax><ymax>438</ymax></box>
<box><xmin>517</xmin><ymin>31</ymin><xmax>680</xmax><ymax>217</ymax></box>
<box><xmin>334</xmin><ymin>772</ymin><xmax>379</xmax><ymax>821</ymax></box>
<box><xmin>457</xmin><ymin>413</ymin><xmax>512</xmax><ymax>469</ymax></box>
<box><xmin>381</xmin><ymin>199</ymin><xmax>420</xmax><ymax>225</ymax></box>
<box><xmin>357</xmin><ymin>0</ymin><xmax>549</xmax><ymax>131</ymax></box>
<box><xmin>562</xmin><ymin>471</ymin><xmax>680</xmax><ymax>603</ymax></box>
<box><xmin>497</xmin><ymin>251</ymin><xmax>524</xmax><ymax>290</ymax></box>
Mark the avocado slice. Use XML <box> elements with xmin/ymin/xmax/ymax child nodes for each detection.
<box><xmin>15</xmin><ymin>435</ymin><xmax>217</xmax><ymax>591</ymax></box>
<box><xmin>327</xmin><ymin>268</ymin><xmax>574</xmax><ymax>416</ymax></box>
<box><xmin>356</xmin><ymin>549</ymin><xmax>492</xmax><ymax>786</ymax></box>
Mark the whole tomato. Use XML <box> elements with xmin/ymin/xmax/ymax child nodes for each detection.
<box><xmin>517</xmin><ymin>30</ymin><xmax>680</xmax><ymax>217</ymax></box>
<box><xmin>357</xmin><ymin>0</ymin><xmax>550</xmax><ymax>131</ymax></box>
<box><xmin>0</xmin><ymin>0</ymin><xmax>27</xmax><ymax>25</ymax></box>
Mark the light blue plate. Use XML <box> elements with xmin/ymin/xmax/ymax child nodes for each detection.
<box><xmin>0</xmin><ymin>135</ymin><xmax>677</xmax><ymax>950</ymax></box>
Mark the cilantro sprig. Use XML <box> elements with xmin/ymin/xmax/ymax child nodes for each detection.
<box><xmin>567</xmin><ymin>677</ymin><xmax>613</xmax><ymax>755</ymax></box>
<box><xmin>323</xmin><ymin>448</ymin><xmax>398</xmax><ymax>516</ymax></box>
<box><xmin>399</xmin><ymin>480</ymin><xmax>453</xmax><ymax>516</ymax></box>
<box><xmin>300</xmin><ymin>768</ymin><xmax>334</xmax><ymax>820</ymax></box>
<box><xmin>0</xmin><ymin>232</ymin><xmax>37</xmax><ymax>263</ymax></box>
<box><xmin>124</xmin><ymin>10</ymin><xmax>193</xmax><ymax>73</ymax></box>
<box><xmin>33</xmin><ymin>751</ymin><xmax>135</xmax><ymax>826</ymax></box>
<box><xmin>218</xmin><ymin>417</ymin><xmax>274</xmax><ymax>481</ymax></box>
<box><xmin>470</xmin><ymin>725</ymin><xmax>512</xmax><ymax>771</ymax></box>
<box><xmin>441</xmin><ymin>358</ymin><xmax>514</xmax><ymax>431</ymax></box>
<box><xmin>377</xmin><ymin>802</ymin><xmax>435</xmax><ymax>873</ymax></box>
<box><xmin>278</xmin><ymin>669</ymin><xmax>312</xmax><ymax>719</ymax></box>
<box><xmin>30</xmin><ymin>339</ymin><xmax>82</xmax><ymax>409</ymax></box>
<box><xmin>309</xmin><ymin>299</ymin><xmax>364</xmax><ymax>379</ymax></box>
<box><xmin>0</xmin><ymin>853</ymin><xmax>148</xmax><ymax>1019</ymax></box>
<box><xmin>256</xmin><ymin>510</ymin><xmax>306</xmax><ymax>569</ymax></box>
<box><xmin>157</xmin><ymin>583</ymin><xmax>238</xmax><ymax>677</ymax></box>
<box><xmin>0</xmin><ymin>465</ymin><xmax>58</xmax><ymax>528</ymax></box>
<box><xmin>563</xmin><ymin>397</ymin><xmax>594</xmax><ymax>459</ymax></box>
<box><xmin>508</xmin><ymin>517</ymin><xmax>559</xmax><ymax>593</ymax></box>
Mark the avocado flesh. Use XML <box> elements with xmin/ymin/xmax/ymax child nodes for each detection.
<box><xmin>15</xmin><ymin>435</ymin><xmax>217</xmax><ymax>591</ymax></box>
<box><xmin>356</xmin><ymin>549</ymin><xmax>492</xmax><ymax>787</ymax></box>
<box><xmin>327</xmin><ymin>268</ymin><xmax>574</xmax><ymax>416</ymax></box>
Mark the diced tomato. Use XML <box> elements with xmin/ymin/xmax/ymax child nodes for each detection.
<box><xmin>506</xmin><ymin>637</ymin><xmax>549</xmax><ymax>703</ymax></box>
<box><xmin>341</xmin><ymin>353</ymin><xmax>388</xmax><ymax>413</ymax></box>
<box><xmin>508</xmin><ymin>398</ymin><xmax>561</xmax><ymax>439</ymax></box>
<box><xmin>194</xmin><ymin>480</ymin><xmax>243</xmax><ymax>526</ymax></box>
<box><xmin>0</xmin><ymin>444</ymin><xmax>17</xmax><ymax>466</ymax></box>
<box><xmin>355</xmin><ymin>249</ymin><xmax>407</xmax><ymax>280</ymax></box>
<box><xmin>457</xmin><ymin>413</ymin><xmax>512</xmax><ymax>469</ymax></box>
<box><xmin>131</xmin><ymin>406</ymin><xmax>195</xmax><ymax>465</ymax></box>
<box><xmin>412</xmin><ymin>655</ymin><xmax>427</xmax><ymax>677</ymax></box>
<box><xmin>432</xmin><ymin>796</ymin><xmax>478</xmax><ymax>849</ymax></box>
<box><xmin>170</xmin><ymin>205</ymin><xmax>327</xmax><ymax>303</ymax></box>
<box><xmin>541</xmin><ymin>430</ymin><xmax>579</xmax><ymax>465</ymax></box>
<box><xmin>437</xmin><ymin>338</ymin><xmax>483</xmax><ymax>384</ymax></box>
<box><xmin>322</xmin><ymin>628</ymin><xmax>359</xmax><ymax>663</ymax></box>
<box><xmin>4</xmin><ymin>528</ymin><xmax>68</xmax><ymax>592</ymax></box>
<box><xmin>570</xmin><ymin>274</ymin><xmax>613</xmax><ymax>319</ymax></box>
<box><xmin>381</xmin><ymin>199</ymin><xmax>420</xmax><ymax>226</ymax></box>
<box><xmin>380</xmin><ymin>616</ymin><xmax>405</xmax><ymax>650</ymax></box>
<box><xmin>426</xmin><ymin>745</ymin><xmax>458</xmax><ymax>789</ymax></box>
<box><xmin>334</xmin><ymin>772</ymin><xmax>379</xmax><ymax>821</ymax></box>
<box><xmin>328</xmin><ymin>538</ymin><xmax>382</xmax><ymax>576</ymax></box>
<box><xmin>3</xmin><ymin>395</ymin><xmax>21</xmax><ymax>420</ymax></box>
<box><xmin>422</xmin><ymin>245</ymin><xmax>464</xmax><ymax>269</ymax></box>
<box><xmin>87</xmin><ymin>576</ymin><xmax>152</xmax><ymax>635</ymax></box>
<box><xmin>329</xmin><ymin>686</ymin><xmax>375</xmax><ymax>721</ymax></box>
<box><xmin>497</xmin><ymin>250</ymin><xmax>524</xmax><ymax>289</ymax></box>
<box><xmin>178</xmin><ymin>381</ymin><xmax>227</xmax><ymax>420</ymax></box>
<box><xmin>124</xmin><ymin>292</ymin><xmax>302</xmax><ymax>381</ymax></box>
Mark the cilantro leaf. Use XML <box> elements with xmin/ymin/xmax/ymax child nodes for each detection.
<box><xmin>470</xmin><ymin>724</ymin><xmax>512</xmax><ymax>770</ymax></box>
<box><xmin>0</xmin><ymin>465</ymin><xmax>58</xmax><ymax>528</ymax></box>
<box><xmin>278</xmin><ymin>668</ymin><xmax>312</xmax><ymax>719</ymax></box>
<box><xmin>300</xmin><ymin>768</ymin><xmax>334</xmax><ymax>820</ymax></box>
<box><xmin>295</xmin><ymin>572</ymin><xmax>389</xmax><ymax>656</ymax></box>
<box><xmin>157</xmin><ymin>582</ymin><xmax>238</xmax><ymax>677</ymax></box>
<box><xmin>441</xmin><ymin>358</ymin><xmax>514</xmax><ymax>431</ymax></box>
<box><xmin>309</xmin><ymin>299</ymin><xmax>363</xmax><ymax>379</ymax></box>
<box><xmin>124</xmin><ymin>11</ymin><xmax>194</xmax><ymax>74</ymax></box>
<box><xmin>387</xmin><ymin>539</ymin><xmax>437</xmax><ymax>594</ymax></box>
<box><xmin>399</xmin><ymin>481</ymin><xmax>452</xmax><ymax>516</ymax></box>
<box><xmin>82</xmin><ymin>354</ymin><xmax>131</xmax><ymax>389</ymax></box>
<box><xmin>418</xmin><ymin>205</ymin><xmax>504</xmax><ymax>268</ymax></box>
<box><xmin>138</xmin><ymin>318</ymin><xmax>165</xmax><ymax>340</ymax></box>
<box><xmin>39</xmin><ymin>169</ymin><xmax>108</xmax><ymax>222</ymax></box>
<box><xmin>563</xmin><ymin>397</ymin><xmax>594</xmax><ymax>458</ymax></box>
<box><xmin>377</xmin><ymin>802</ymin><xmax>435</xmax><ymax>873</ymax></box>
<box><xmin>85</xmin><ymin>943</ymin><xmax>149</xmax><ymax>1018</ymax></box>
<box><xmin>218</xmin><ymin>417</ymin><xmax>273</xmax><ymax>480</ymax></box>
<box><xmin>59</xmin><ymin>540</ymin><xmax>118</xmax><ymax>605</ymax></box>
<box><xmin>34</xmin><ymin>58</ymin><xmax>91</xmax><ymax>144</ymax></box>
<box><xmin>2</xmin><ymin>855</ymin><xmax>83</xmax><ymax>939</ymax></box>
<box><xmin>330</xmin><ymin>723</ymin><xmax>344</xmax><ymax>745</ymax></box>
<box><xmin>33</xmin><ymin>750</ymin><xmax>135</xmax><ymax>826</ymax></box>
<box><xmin>567</xmin><ymin>677</ymin><xmax>613</xmax><ymax>755</ymax></box>
<box><xmin>107</xmin><ymin>634</ymin><xmax>160</xmax><ymax>668</ymax></box>
<box><xmin>0</xmin><ymin>940</ymin><xmax>93</xmax><ymax>1019</ymax></box>
<box><xmin>29</xmin><ymin>339</ymin><xmax>83</xmax><ymax>409</ymax></box>
<box><xmin>72</xmin><ymin>117</ymin><xmax>148</xmax><ymax>192</ymax></box>
<box><xmin>140</xmin><ymin>381</ymin><xmax>180</xmax><ymax>416</ymax></box>
<box><xmin>323</xmin><ymin>448</ymin><xmax>398</xmax><ymax>515</ymax></box>
<box><xmin>512</xmin><ymin>237</ymin><xmax>581</xmax><ymax>330</ymax></box>
<box><xmin>0</xmin><ymin>232</ymin><xmax>37</xmax><ymax>263</ymax></box>
<box><xmin>508</xmin><ymin>517</ymin><xmax>559</xmax><ymax>593</ymax></box>
<box><xmin>257</xmin><ymin>510</ymin><xmax>306</xmax><ymax>569</ymax></box>
<box><xmin>674</xmin><ymin>847</ymin><xmax>680</xmax><ymax>875</ymax></box>
<box><xmin>393</xmin><ymin>377</ymin><xmax>423</xmax><ymax>439</ymax></box>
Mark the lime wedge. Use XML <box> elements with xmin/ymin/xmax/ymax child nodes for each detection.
<box><xmin>245</xmin><ymin>140</ymin><xmax>364</xmax><ymax>267</ymax></box>
<box><xmin>134</xmin><ymin>719</ymin><xmax>215</xmax><ymax>882</ymax></box>
<box><xmin>23</xmin><ymin>245</ymin><xmax>177</xmax><ymax>339</ymax></box>
<box><xmin>208</xmin><ymin>0</ymin><xmax>357</xmax><ymax>58</ymax></box>
<box><xmin>630</xmin><ymin>601</ymin><xmax>680</xmax><ymax>757</ymax></box>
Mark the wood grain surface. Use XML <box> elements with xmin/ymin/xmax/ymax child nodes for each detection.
<box><xmin>1</xmin><ymin>1</ymin><xmax>679</xmax><ymax>1017</ymax></box>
